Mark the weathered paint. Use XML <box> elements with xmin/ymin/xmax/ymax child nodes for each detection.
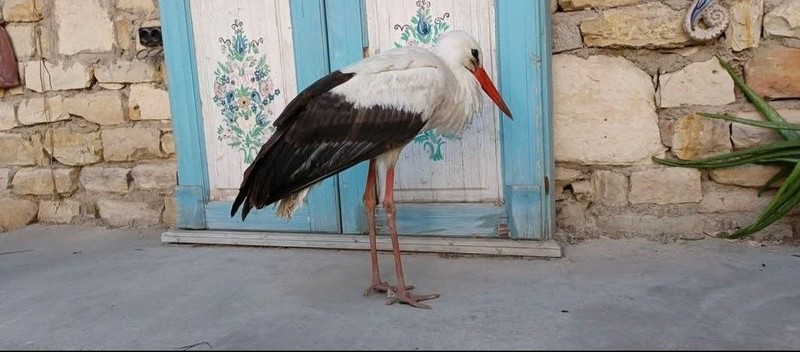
<box><xmin>496</xmin><ymin>0</ymin><xmax>554</xmax><ymax>239</ymax></box>
<box><xmin>375</xmin><ymin>203</ymin><xmax>505</xmax><ymax>237</ymax></box>
<box><xmin>289</xmin><ymin>0</ymin><xmax>342</xmax><ymax>232</ymax></box>
<box><xmin>159</xmin><ymin>0</ymin><xmax>209</xmax><ymax>229</ymax></box>
<box><xmin>327</xmin><ymin>0</ymin><xmax>371</xmax><ymax>235</ymax></box>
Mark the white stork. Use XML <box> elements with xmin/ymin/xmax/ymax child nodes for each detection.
<box><xmin>231</xmin><ymin>30</ymin><xmax>512</xmax><ymax>309</ymax></box>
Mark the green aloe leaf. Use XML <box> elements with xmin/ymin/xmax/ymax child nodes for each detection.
<box><xmin>731</xmin><ymin>163</ymin><xmax>800</xmax><ymax>238</ymax></box>
<box><xmin>717</xmin><ymin>58</ymin><xmax>798</xmax><ymax>141</ymax></box>
<box><xmin>757</xmin><ymin>167</ymin><xmax>791</xmax><ymax>197</ymax></box>
<box><xmin>698</xmin><ymin>113</ymin><xmax>800</xmax><ymax>131</ymax></box>
<box><xmin>653</xmin><ymin>140</ymin><xmax>800</xmax><ymax>169</ymax></box>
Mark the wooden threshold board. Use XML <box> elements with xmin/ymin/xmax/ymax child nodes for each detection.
<box><xmin>161</xmin><ymin>231</ymin><xmax>563</xmax><ymax>258</ymax></box>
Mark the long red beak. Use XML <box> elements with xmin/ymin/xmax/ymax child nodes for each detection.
<box><xmin>473</xmin><ymin>66</ymin><xmax>513</xmax><ymax>119</ymax></box>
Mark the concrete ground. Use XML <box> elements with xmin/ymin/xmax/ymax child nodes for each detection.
<box><xmin>1</xmin><ymin>225</ymin><xmax>799</xmax><ymax>350</ymax></box>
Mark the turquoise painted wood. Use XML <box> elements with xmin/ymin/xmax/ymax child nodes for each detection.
<box><xmin>205</xmin><ymin>201</ymin><xmax>313</xmax><ymax>232</ymax></box>
<box><xmin>496</xmin><ymin>0</ymin><xmax>554</xmax><ymax>240</ymax></box>
<box><xmin>159</xmin><ymin>0</ymin><xmax>208</xmax><ymax>229</ymax></box>
<box><xmin>326</xmin><ymin>0</ymin><xmax>370</xmax><ymax>234</ymax></box>
<box><xmin>287</xmin><ymin>0</ymin><xmax>342</xmax><ymax>232</ymax></box>
<box><xmin>375</xmin><ymin>204</ymin><xmax>504</xmax><ymax>237</ymax></box>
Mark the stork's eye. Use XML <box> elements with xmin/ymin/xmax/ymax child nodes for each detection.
<box><xmin>471</xmin><ymin>49</ymin><xmax>479</xmax><ymax>62</ymax></box>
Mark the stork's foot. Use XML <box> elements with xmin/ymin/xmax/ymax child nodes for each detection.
<box><xmin>385</xmin><ymin>289</ymin><xmax>440</xmax><ymax>309</ymax></box>
<box><xmin>363</xmin><ymin>281</ymin><xmax>414</xmax><ymax>296</ymax></box>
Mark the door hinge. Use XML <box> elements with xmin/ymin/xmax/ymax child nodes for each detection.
<box><xmin>544</xmin><ymin>176</ymin><xmax>550</xmax><ymax>195</ymax></box>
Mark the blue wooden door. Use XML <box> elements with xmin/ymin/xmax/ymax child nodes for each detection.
<box><xmin>161</xmin><ymin>0</ymin><xmax>553</xmax><ymax>239</ymax></box>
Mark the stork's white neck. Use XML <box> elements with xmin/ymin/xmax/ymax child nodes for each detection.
<box><xmin>427</xmin><ymin>52</ymin><xmax>482</xmax><ymax>135</ymax></box>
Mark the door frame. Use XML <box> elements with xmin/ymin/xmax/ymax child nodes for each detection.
<box><xmin>160</xmin><ymin>0</ymin><xmax>554</xmax><ymax>240</ymax></box>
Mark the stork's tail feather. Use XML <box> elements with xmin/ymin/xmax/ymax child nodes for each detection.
<box><xmin>231</xmin><ymin>189</ymin><xmax>247</xmax><ymax>218</ymax></box>
<box><xmin>230</xmin><ymin>184</ymin><xmax>310</xmax><ymax>221</ymax></box>
<box><xmin>231</xmin><ymin>190</ymin><xmax>255</xmax><ymax>221</ymax></box>
<box><xmin>275</xmin><ymin>188</ymin><xmax>310</xmax><ymax>219</ymax></box>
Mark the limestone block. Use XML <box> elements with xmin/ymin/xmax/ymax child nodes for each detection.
<box><xmin>745</xmin><ymin>47</ymin><xmax>800</xmax><ymax>99</ymax></box>
<box><xmin>558</xmin><ymin>0</ymin><xmax>640</xmax><ymax>11</ymax></box>
<box><xmin>17</xmin><ymin>95</ymin><xmax>69</xmax><ymax>125</ymax></box>
<box><xmin>0</xmin><ymin>133</ymin><xmax>40</xmax><ymax>166</ymax></box>
<box><xmin>97</xmin><ymin>199</ymin><xmax>161</xmax><ymax>226</ymax></box>
<box><xmin>552</xmin><ymin>11</ymin><xmax>593</xmax><ymax>53</ymax></box>
<box><xmin>554</xmin><ymin>54</ymin><xmax>664</xmax><ymax>164</ymax></box>
<box><xmin>730</xmin><ymin>109</ymin><xmax>800</xmax><ymax>149</ymax></box>
<box><xmin>699</xmin><ymin>183</ymin><xmax>772</xmax><ymax>213</ymax></box>
<box><xmin>38</xmin><ymin>199</ymin><xmax>81</xmax><ymax>223</ymax></box>
<box><xmin>629</xmin><ymin>168</ymin><xmax>702</xmax><ymax>205</ymax></box>
<box><xmin>160</xmin><ymin>131</ymin><xmax>175</xmax><ymax>155</ymax></box>
<box><xmin>79</xmin><ymin>166</ymin><xmax>130</xmax><ymax>193</ymax></box>
<box><xmin>11</xmin><ymin>167</ymin><xmax>79</xmax><ymax>195</ymax></box>
<box><xmin>0</xmin><ymin>168</ymin><xmax>11</xmax><ymax>189</ymax></box>
<box><xmin>54</xmin><ymin>0</ymin><xmax>114</xmax><ymax>55</ymax></box>
<box><xmin>0</xmin><ymin>199</ymin><xmax>37</xmax><ymax>232</ymax></box>
<box><xmin>580</xmin><ymin>2</ymin><xmax>692</xmax><ymax>48</ymax></box>
<box><xmin>63</xmin><ymin>91</ymin><xmax>125</xmax><ymax>125</ymax></box>
<box><xmin>709</xmin><ymin>164</ymin><xmax>783</xmax><ymax>187</ymax></box>
<box><xmin>764</xmin><ymin>0</ymin><xmax>800</xmax><ymax>39</ymax></box>
<box><xmin>0</xmin><ymin>101</ymin><xmax>18</xmax><ymax>130</ymax></box>
<box><xmin>95</xmin><ymin>61</ymin><xmax>158</xmax><ymax>84</ymax></box>
<box><xmin>671</xmin><ymin>113</ymin><xmax>731</xmax><ymax>160</ymax></box>
<box><xmin>117</xmin><ymin>0</ymin><xmax>156</xmax><ymax>13</ymax></box>
<box><xmin>128</xmin><ymin>84</ymin><xmax>171</xmax><ymax>120</ymax></box>
<box><xmin>2</xmin><ymin>0</ymin><xmax>42</xmax><ymax>22</ymax></box>
<box><xmin>101</xmin><ymin>127</ymin><xmax>162</xmax><ymax>161</ymax></box>
<box><xmin>23</xmin><ymin>61</ymin><xmax>93</xmax><ymax>92</ymax></box>
<box><xmin>657</xmin><ymin>58</ymin><xmax>735</xmax><ymax>108</ymax></box>
<box><xmin>6</xmin><ymin>23</ymin><xmax>36</xmax><ymax>59</ymax></box>
<box><xmin>131</xmin><ymin>163</ymin><xmax>177</xmax><ymax>189</ymax></box>
<box><xmin>44</xmin><ymin>128</ymin><xmax>103</xmax><ymax>166</ymax></box>
<box><xmin>592</xmin><ymin>170</ymin><xmax>628</xmax><ymax>207</ymax></box>
<box><xmin>726</xmin><ymin>0</ymin><xmax>764</xmax><ymax>51</ymax></box>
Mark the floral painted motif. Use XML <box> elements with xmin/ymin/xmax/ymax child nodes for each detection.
<box><xmin>213</xmin><ymin>20</ymin><xmax>281</xmax><ymax>163</ymax></box>
<box><xmin>393</xmin><ymin>0</ymin><xmax>459</xmax><ymax>161</ymax></box>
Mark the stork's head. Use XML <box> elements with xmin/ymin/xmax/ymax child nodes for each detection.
<box><xmin>433</xmin><ymin>30</ymin><xmax>513</xmax><ymax>119</ymax></box>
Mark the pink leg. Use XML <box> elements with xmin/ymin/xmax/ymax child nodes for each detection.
<box><xmin>363</xmin><ymin>159</ymin><xmax>412</xmax><ymax>296</ymax></box>
<box><xmin>382</xmin><ymin>165</ymin><xmax>440</xmax><ymax>309</ymax></box>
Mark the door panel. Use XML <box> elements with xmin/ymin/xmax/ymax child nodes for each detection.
<box><xmin>364</xmin><ymin>0</ymin><xmax>502</xmax><ymax>203</ymax></box>
<box><xmin>188</xmin><ymin>0</ymin><xmax>340</xmax><ymax>232</ymax></box>
<box><xmin>191</xmin><ymin>0</ymin><xmax>296</xmax><ymax>200</ymax></box>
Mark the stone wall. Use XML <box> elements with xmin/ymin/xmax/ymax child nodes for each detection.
<box><xmin>551</xmin><ymin>0</ymin><xmax>800</xmax><ymax>242</ymax></box>
<box><xmin>0</xmin><ymin>0</ymin><xmax>175</xmax><ymax>232</ymax></box>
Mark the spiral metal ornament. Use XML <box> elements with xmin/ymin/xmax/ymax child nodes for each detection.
<box><xmin>684</xmin><ymin>0</ymin><xmax>729</xmax><ymax>41</ymax></box>
<box><xmin>683</xmin><ymin>0</ymin><xmax>730</xmax><ymax>41</ymax></box>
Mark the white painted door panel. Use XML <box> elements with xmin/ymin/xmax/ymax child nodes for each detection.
<box><xmin>190</xmin><ymin>0</ymin><xmax>297</xmax><ymax>201</ymax></box>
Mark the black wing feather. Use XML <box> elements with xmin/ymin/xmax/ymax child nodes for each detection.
<box><xmin>231</xmin><ymin>70</ymin><xmax>427</xmax><ymax>220</ymax></box>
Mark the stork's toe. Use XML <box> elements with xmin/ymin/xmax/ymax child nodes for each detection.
<box><xmin>363</xmin><ymin>281</ymin><xmax>414</xmax><ymax>296</ymax></box>
<box><xmin>386</xmin><ymin>290</ymin><xmax>440</xmax><ymax>309</ymax></box>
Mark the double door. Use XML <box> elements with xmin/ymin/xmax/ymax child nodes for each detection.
<box><xmin>161</xmin><ymin>0</ymin><xmax>553</xmax><ymax>239</ymax></box>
